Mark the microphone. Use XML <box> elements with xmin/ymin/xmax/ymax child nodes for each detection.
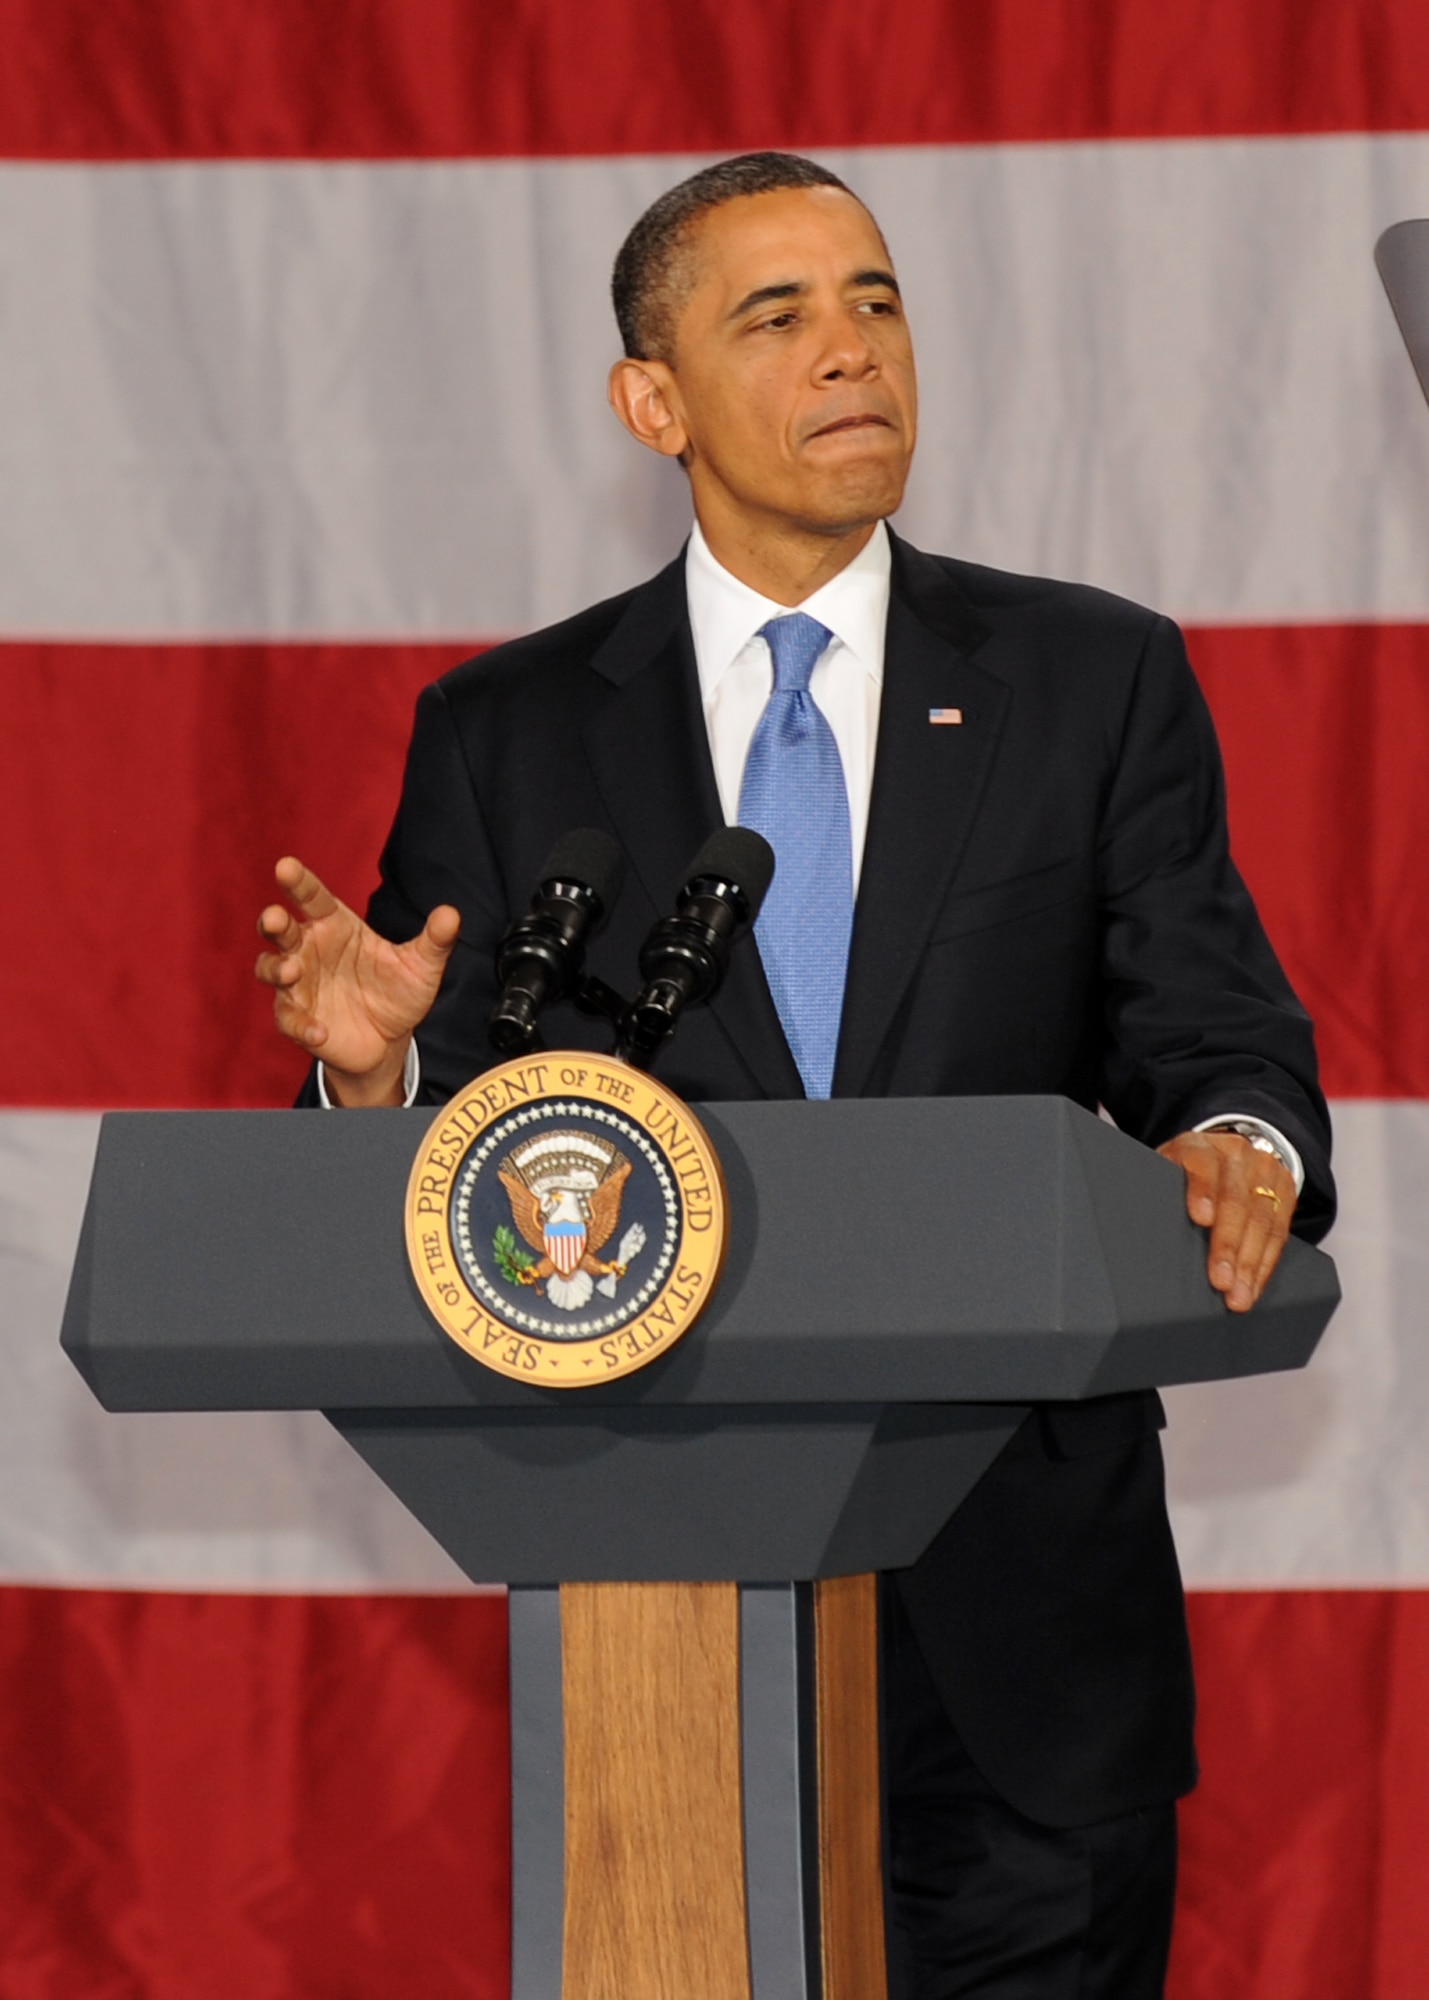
<box><xmin>617</xmin><ymin>826</ymin><xmax>775</xmax><ymax>1069</ymax></box>
<box><xmin>489</xmin><ymin>828</ymin><xmax>627</xmax><ymax>1055</ymax></box>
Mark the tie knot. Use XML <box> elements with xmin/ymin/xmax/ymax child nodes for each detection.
<box><xmin>760</xmin><ymin>612</ymin><xmax>833</xmax><ymax>695</ymax></box>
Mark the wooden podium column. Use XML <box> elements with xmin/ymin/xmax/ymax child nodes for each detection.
<box><xmin>814</xmin><ymin>1573</ymin><xmax>888</xmax><ymax>2000</ymax></box>
<box><xmin>562</xmin><ymin>1582</ymin><xmax>751</xmax><ymax>2000</ymax></box>
<box><xmin>555</xmin><ymin>1578</ymin><xmax>887</xmax><ymax>2000</ymax></box>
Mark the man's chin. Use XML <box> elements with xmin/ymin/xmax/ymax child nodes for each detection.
<box><xmin>793</xmin><ymin>465</ymin><xmax>910</xmax><ymax>537</ymax></box>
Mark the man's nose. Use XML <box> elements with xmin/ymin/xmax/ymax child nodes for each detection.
<box><xmin>815</xmin><ymin>316</ymin><xmax>878</xmax><ymax>379</ymax></box>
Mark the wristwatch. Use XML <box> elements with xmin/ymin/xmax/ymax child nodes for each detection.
<box><xmin>1201</xmin><ymin>1120</ymin><xmax>1294</xmax><ymax>1176</ymax></box>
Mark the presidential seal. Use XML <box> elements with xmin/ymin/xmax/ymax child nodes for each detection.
<box><xmin>404</xmin><ymin>1054</ymin><xmax>727</xmax><ymax>1385</ymax></box>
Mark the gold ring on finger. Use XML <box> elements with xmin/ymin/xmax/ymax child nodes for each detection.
<box><xmin>1252</xmin><ymin>1184</ymin><xmax>1281</xmax><ymax>1209</ymax></box>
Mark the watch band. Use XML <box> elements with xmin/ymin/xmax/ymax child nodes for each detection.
<box><xmin>1201</xmin><ymin>1120</ymin><xmax>1294</xmax><ymax>1176</ymax></box>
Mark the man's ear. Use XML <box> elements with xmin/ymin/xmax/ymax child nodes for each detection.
<box><xmin>608</xmin><ymin>358</ymin><xmax>688</xmax><ymax>459</ymax></box>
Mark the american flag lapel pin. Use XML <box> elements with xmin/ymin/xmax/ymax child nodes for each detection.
<box><xmin>928</xmin><ymin>706</ymin><xmax>963</xmax><ymax>725</ymax></box>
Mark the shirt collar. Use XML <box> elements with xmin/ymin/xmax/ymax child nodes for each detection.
<box><xmin>686</xmin><ymin>517</ymin><xmax>891</xmax><ymax>701</ymax></box>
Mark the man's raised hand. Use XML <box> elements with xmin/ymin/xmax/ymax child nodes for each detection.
<box><xmin>255</xmin><ymin>857</ymin><xmax>459</xmax><ymax>1106</ymax></box>
<box><xmin>1157</xmin><ymin>1129</ymin><xmax>1297</xmax><ymax>1313</ymax></box>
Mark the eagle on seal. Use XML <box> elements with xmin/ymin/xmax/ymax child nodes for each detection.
<box><xmin>497</xmin><ymin>1130</ymin><xmax>645</xmax><ymax>1311</ymax></box>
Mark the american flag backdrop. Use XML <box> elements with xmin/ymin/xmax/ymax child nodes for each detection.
<box><xmin>3</xmin><ymin>3</ymin><xmax>1429</xmax><ymax>1993</ymax></box>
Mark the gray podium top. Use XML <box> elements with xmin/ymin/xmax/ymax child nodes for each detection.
<box><xmin>63</xmin><ymin>1094</ymin><xmax>1337</xmax><ymax>1415</ymax></box>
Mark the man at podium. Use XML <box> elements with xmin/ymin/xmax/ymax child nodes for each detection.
<box><xmin>256</xmin><ymin>154</ymin><xmax>1333</xmax><ymax>1999</ymax></box>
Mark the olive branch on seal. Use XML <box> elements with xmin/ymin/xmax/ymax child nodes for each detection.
<box><xmin>493</xmin><ymin>1223</ymin><xmax>536</xmax><ymax>1286</ymax></box>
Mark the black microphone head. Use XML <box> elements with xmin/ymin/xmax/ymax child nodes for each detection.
<box><xmin>682</xmin><ymin>826</ymin><xmax>775</xmax><ymax>923</ymax></box>
<box><xmin>536</xmin><ymin>827</ymin><xmax>626</xmax><ymax>917</ymax></box>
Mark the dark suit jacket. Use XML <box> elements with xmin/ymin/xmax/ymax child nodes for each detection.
<box><xmin>349</xmin><ymin>531</ymin><xmax>1334</xmax><ymax>1826</ymax></box>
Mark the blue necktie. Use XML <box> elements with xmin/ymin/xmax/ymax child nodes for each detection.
<box><xmin>737</xmin><ymin>613</ymin><xmax>854</xmax><ymax>1099</ymax></box>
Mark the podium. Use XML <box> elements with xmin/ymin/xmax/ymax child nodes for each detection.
<box><xmin>62</xmin><ymin>1095</ymin><xmax>1338</xmax><ymax>2000</ymax></box>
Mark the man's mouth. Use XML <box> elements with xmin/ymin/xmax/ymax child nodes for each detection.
<box><xmin>808</xmin><ymin>413</ymin><xmax>892</xmax><ymax>439</ymax></box>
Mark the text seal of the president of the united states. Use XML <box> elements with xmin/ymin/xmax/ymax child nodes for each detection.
<box><xmin>405</xmin><ymin>1053</ymin><xmax>727</xmax><ymax>1385</ymax></box>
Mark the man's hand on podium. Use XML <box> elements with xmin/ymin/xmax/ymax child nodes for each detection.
<box><xmin>1158</xmin><ymin>1130</ymin><xmax>1298</xmax><ymax>1314</ymax></box>
<box><xmin>255</xmin><ymin>857</ymin><xmax>459</xmax><ymax>1107</ymax></box>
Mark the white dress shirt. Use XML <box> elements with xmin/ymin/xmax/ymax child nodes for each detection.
<box><xmin>326</xmin><ymin>518</ymin><xmax>1307</xmax><ymax>1186</ymax></box>
<box><xmin>685</xmin><ymin>515</ymin><xmax>889</xmax><ymax>890</ymax></box>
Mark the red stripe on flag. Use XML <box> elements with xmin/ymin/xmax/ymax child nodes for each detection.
<box><xmin>5</xmin><ymin>0</ymin><xmax>1429</xmax><ymax>161</ymax></box>
<box><xmin>0</xmin><ymin>1585</ymin><xmax>510</xmax><ymax>1998</ymax></box>
<box><xmin>0</xmin><ymin>626</ymin><xmax>1421</xmax><ymax>1109</ymax></box>
<box><xmin>1172</xmin><ymin>1591</ymin><xmax>1429</xmax><ymax>2000</ymax></box>
<box><xmin>2</xmin><ymin>1583</ymin><xmax>1426</xmax><ymax>1996</ymax></box>
<box><xmin>0</xmin><ymin>642</ymin><xmax>470</xmax><ymax>1110</ymax></box>
<box><xmin>1187</xmin><ymin>624</ymin><xmax>1429</xmax><ymax>1102</ymax></box>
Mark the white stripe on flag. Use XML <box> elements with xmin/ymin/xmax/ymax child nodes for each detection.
<box><xmin>0</xmin><ymin>1113</ymin><xmax>474</xmax><ymax>1591</ymax></box>
<box><xmin>3</xmin><ymin>139</ymin><xmax>1429</xmax><ymax>640</ymax></box>
<box><xmin>1166</xmin><ymin>1100</ymin><xmax>1429</xmax><ymax>1588</ymax></box>
<box><xmin>0</xmin><ymin>1105</ymin><xmax>1418</xmax><ymax>1591</ymax></box>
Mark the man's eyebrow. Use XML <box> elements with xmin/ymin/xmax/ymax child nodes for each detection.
<box><xmin>725</xmin><ymin>269</ymin><xmax>902</xmax><ymax>324</ymax></box>
<box><xmin>726</xmin><ymin>280</ymin><xmax>805</xmax><ymax>322</ymax></box>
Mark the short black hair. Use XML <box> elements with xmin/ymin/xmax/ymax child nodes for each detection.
<box><xmin>612</xmin><ymin>151</ymin><xmax>857</xmax><ymax>363</ymax></box>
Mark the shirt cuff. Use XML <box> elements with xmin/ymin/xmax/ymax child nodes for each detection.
<box><xmin>317</xmin><ymin>1040</ymin><xmax>421</xmax><ymax>1108</ymax></box>
<box><xmin>1191</xmin><ymin>1112</ymin><xmax>1304</xmax><ymax>1194</ymax></box>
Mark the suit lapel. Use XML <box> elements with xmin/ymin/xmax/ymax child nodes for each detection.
<box><xmin>833</xmin><ymin>537</ymin><xmax>1010</xmax><ymax>1096</ymax></box>
<box><xmin>582</xmin><ymin>556</ymin><xmax>802</xmax><ymax>1098</ymax></box>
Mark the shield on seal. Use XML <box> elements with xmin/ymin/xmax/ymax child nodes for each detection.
<box><xmin>543</xmin><ymin>1207</ymin><xmax>587</xmax><ymax>1277</ymax></box>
